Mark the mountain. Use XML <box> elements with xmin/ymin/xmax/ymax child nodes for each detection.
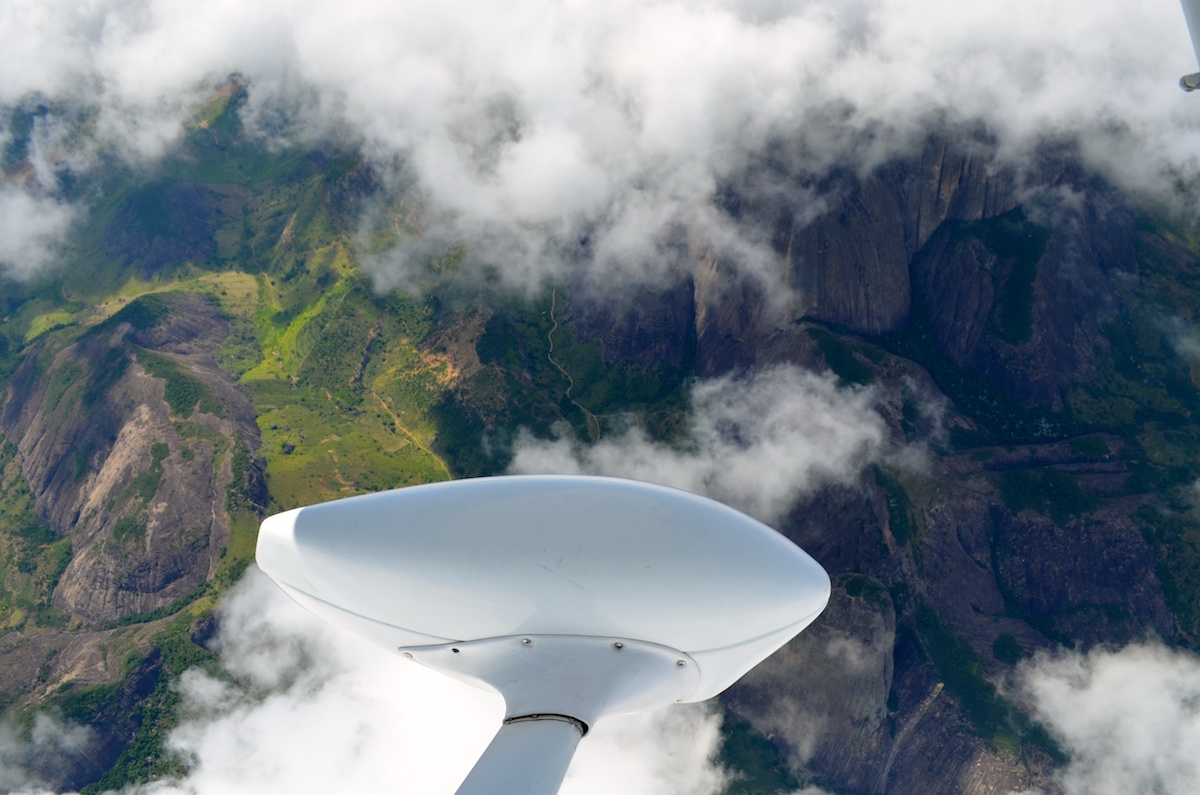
<box><xmin>1</xmin><ymin>94</ymin><xmax>1199</xmax><ymax>795</ymax></box>
<box><xmin>518</xmin><ymin>137</ymin><xmax>1200</xmax><ymax>793</ymax></box>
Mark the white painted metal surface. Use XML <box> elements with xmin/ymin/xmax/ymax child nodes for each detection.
<box><xmin>454</xmin><ymin>718</ymin><xmax>584</xmax><ymax>795</ymax></box>
<box><xmin>401</xmin><ymin>634</ymin><xmax>700</xmax><ymax>723</ymax></box>
<box><xmin>257</xmin><ymin>475</ymin><xmax>831</xmax><ymax>795</ymax></box>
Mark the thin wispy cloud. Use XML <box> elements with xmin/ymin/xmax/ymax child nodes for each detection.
<box><xmin>0</xmin><ymin>187</ymin><xmax>75</xmax><ymax>279</ymax></box>
<box><xmin>0</xmin><ymin>714</ymin><xmax>93</xmax><ymax>793</ymax></box>
<box><xmin>508</xmin><ymin>365</ymin><xmax>886</xmax><ymax>524</ymax></box>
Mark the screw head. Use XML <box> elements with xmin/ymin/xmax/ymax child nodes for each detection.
<box><xmin>522</xmin><ymin>638</ymin><xmax>533</xmax><ymax>645</ymax></box>
<box><xmin>676</xmin><ymin>660</ymin><xmax>687</xmax><ymax>667</ymax></box>
<box><xmin>403</xmin><ymin>652</ymin><xmax>413</xmax><ymax>659</ymax></box>
<box><xmin>613</xmin><ymin>642</ymin><xmax>624</xmax><ymax>650</ymax></box>
<box><xmin>451</xmin><ymin>648</ymin><xmax>460</xmax><ymax>653</ymax></box>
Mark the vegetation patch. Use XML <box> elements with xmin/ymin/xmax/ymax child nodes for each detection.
<box><xmin>434</xmin><ymin>291</ymin><xmax>692</xmax><ymax>476</ymax></box>
<box><xmin>200</xmin><ymin>272</ymin><xmax>263</xmax><ymax>377</ymax></box>
<box><xmin>717</xmin><ymin>707</ymin><xmax>802</xmax><ymax>795</ymax></box>
<box><xmin>98</xmin><ymin>293</ymin><xmax>170</xmax><ymax>333</ymax></box>
<box><xmin>916</xmin><ymin>605</ymin><xmax>1064</xmax><ymax>761</ymax></box>
<box><xmin>82</xmin><ymin>348</ymin><xmax>130</xmax><ymax>407</ymax></box>
<box><xmin>254</xmin><ymin>381</ymin><xmax>448</xmax><ymax>509</ymax></box>
<box><xmin>127</xmin><ymin>443</ymin><xmax>170</xmax><ymax>503</ymax></box>
<box><xmin>46</xmin><ymin>611</ymin><xmax>220</xmax><ymax>794</ymax></box>
<box><xmin>111</xmin><ymin>517</ymin><xmax>147</xmax><ymax>543</ymax></box>
<box><xmin>241</xmin><ymin>281</ymin><xmax>346</xmax><ymax>383</ymax></box>
<box><xmin>1069</xmin><ymin>435</ymin><xmax>1110</xmax><ymax>461</ymax></box>
<box><xmin>993</xmin><ymin>633</ymin><xmax>1024</xmax><ymax>664</ymax></box>
<box><xmin>226</xmin><ymin>444</ymin><xmax>254</xmax><ymax>509</ymax></box>
<box><xmin>211</xmin><ymin>509</ymin><xmax>258</xmax><ymax>591</ymax></box>
<box><xmin>0</xmin><ymin>333</ymin><xmax>18</xmax><ymax>392</ymax></box>
<box><xmin>996</xmin><ymin>468</ymin><xmax>1102</xmax><ymax>525</ymax></box>
<box><xmin>70</xmin><ymin>442</ymin><xmax>96</xmax><ymax>484</ymax></box>
<box><xmin>980</xmin><ymin>211</ymin><xmax>1049</xmax><ymax>345</ymax></box>
<box><xmin>24</xmin><ymin>311</ymin><xmax>73</xmax><ymax>343</ymax></box>
<box><xmin>139</xmin><ymin>351</ymin><xmax>222</xmax><ymax>418</ymax></box>
<box><xmin>840</xmin><ymin>573</ymin><xmax>890</xmax><ymax>609</ymax></box>
<box><xmin>809</xmin><ymin>327</ymin><xmax>875</xmax><ymax>386</ymax></box>
<box><xmin>1136</xmin><ymin>505</ymin><xmax>1200</xmax><ymax>648</ymax></box>
<box><xmin>0</xmin><ymin>444</ymin><xmax>73</xmax><ymax>631</ymax></box>
<box><xmin>41</xmin><ymin>360</ymin><xmax>84</xmax><ymax>413</ymax></box>
<box><xmin>246</xmin><ymin>280</ymin><xmax>451</xmax><ymax>509</ymax></box>
<box><xmin>875</xmin><ymin>467</ymin><xmax>920</xmax><ymax>545</ymax></box>
<box><xmin>295</xmin><ymin>283</ymin><xmax>388</xmax><ymax>408</ymax></box>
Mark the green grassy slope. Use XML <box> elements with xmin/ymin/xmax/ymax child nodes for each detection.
<box><xmin>0</xmin><ymin>90</ymin><xmax>464</xmax><ymax>789</ymax></box>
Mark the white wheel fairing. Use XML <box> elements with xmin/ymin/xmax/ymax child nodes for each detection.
<box><xmin>257</xmin><ymin>475</ymin><xmax>830</xmax><ymax>704</ymax></box>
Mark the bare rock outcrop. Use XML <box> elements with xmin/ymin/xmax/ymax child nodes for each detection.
<box><xmin>912</xmin><ymin>175</ymin><xmax>1137</xmax><ymax>406</ymax></box>
<box><xmin>1</xmin><ymin>292</ymin><xmax>263</xmax><ymax>624</ymax></box>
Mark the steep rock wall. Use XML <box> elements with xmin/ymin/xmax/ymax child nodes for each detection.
<box><xmin>1</xmin><ymin>293</ymin><xmax>263</xmax><ymax>623</ymax></box>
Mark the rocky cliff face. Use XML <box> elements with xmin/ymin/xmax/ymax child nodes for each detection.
<box><xmin>2</xmin><ymin>292</ymin><xmax>264</xmax><ymax>623</ymax></box>
<box><xmin>681</xmin><ymin>141</ymin><xmax>1140</xmax><ymax>407</ymax></box>
<box><xmin>788</xmin><ymin>139</ymin><xmax>1022</xmax><ymax>336</ymax></box>
<box><xmin>912</xmin><ymin>174</ymin><xmax>1137</xmax><ymax>406</ymax></box>
<box><xmin>575</xmin><ymin>138</ymin><xmax>1136</xmax><ymax>405</ymax></box>
<box><xmin>562</xmin><ymin>135</ymin><xmax>1200</xmax><ymax>794</ymax></box>
<box><xmin>727</xmin><ymin>582</ymin><xmax>898</xmax><ymax>792</ymax></box>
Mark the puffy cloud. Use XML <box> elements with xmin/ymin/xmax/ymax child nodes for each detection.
<box><xmin>1</xmin><ymin>0</ymin><xmax>1197</xmax><ymax>283</ymax></box>
<box><xmin>38</xmin><ymin>568</ymin><xmax>734</xmax><ymax>795</ymax></box>
<box><xmin>5</xmin><ymin>565</ymin><xmax>835</xmax><ymax>795</ymax></box>
<box><xmin>509</xmin><ymin>365</ymin><xmax>886</xmax><ymax>524</ymax></box>
<box><xmin>1015</xmin><ymin>643</ymin><xmax>1200</xmax><ymax>795</ymax></box>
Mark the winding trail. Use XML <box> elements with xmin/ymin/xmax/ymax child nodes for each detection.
<box><xmin>372</xmin><ymin>389</ymin><xmax>453</xmax><ymax>481</ymax></box>
<box><xmin>546</xmin><ymin>287</ymin><xmax>601</xmax><ymax>442</ymax></box>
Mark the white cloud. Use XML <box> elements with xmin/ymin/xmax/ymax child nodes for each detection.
<box><xmin>1015</xmin><ymin>643</ymin><xmax>1200</xmax><ymax>795</ymax></box>
<box><xmin>2</xmin><ymin>0</ymin><xmax>1197</xmax><ymax>283</ymax></box>
<box><xmin>509</xmin><ymin>365</ymin><xmax>886</xmax><ymax>524</ymax></box>
<box><xmin>1164</xmin><ymin>316</ymin><xmax>1200</xmax><ymax>364</ymax></box>
<box><xmin>5</xmin><ymin>565</ymin><xmax>837</xmax><ymax>795</ymax></box>
<box><xmin>0</xmin><ymin>566</ymin><xmax>846</xmax><ymax>795</ymax></box>
<box><xmin>0</xmin><ymin>186</ymin><xmax>75</xmax><ymax>279</ymax></box>
<box><xmin>12</xmin><ymin>568</ymin><xmax>732</xmax><ymax>795</ymax></box>
<box><xmin>0</xmin><ymin>714</ymin><xmax>93</xmax><ymax>793</ymax></box>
